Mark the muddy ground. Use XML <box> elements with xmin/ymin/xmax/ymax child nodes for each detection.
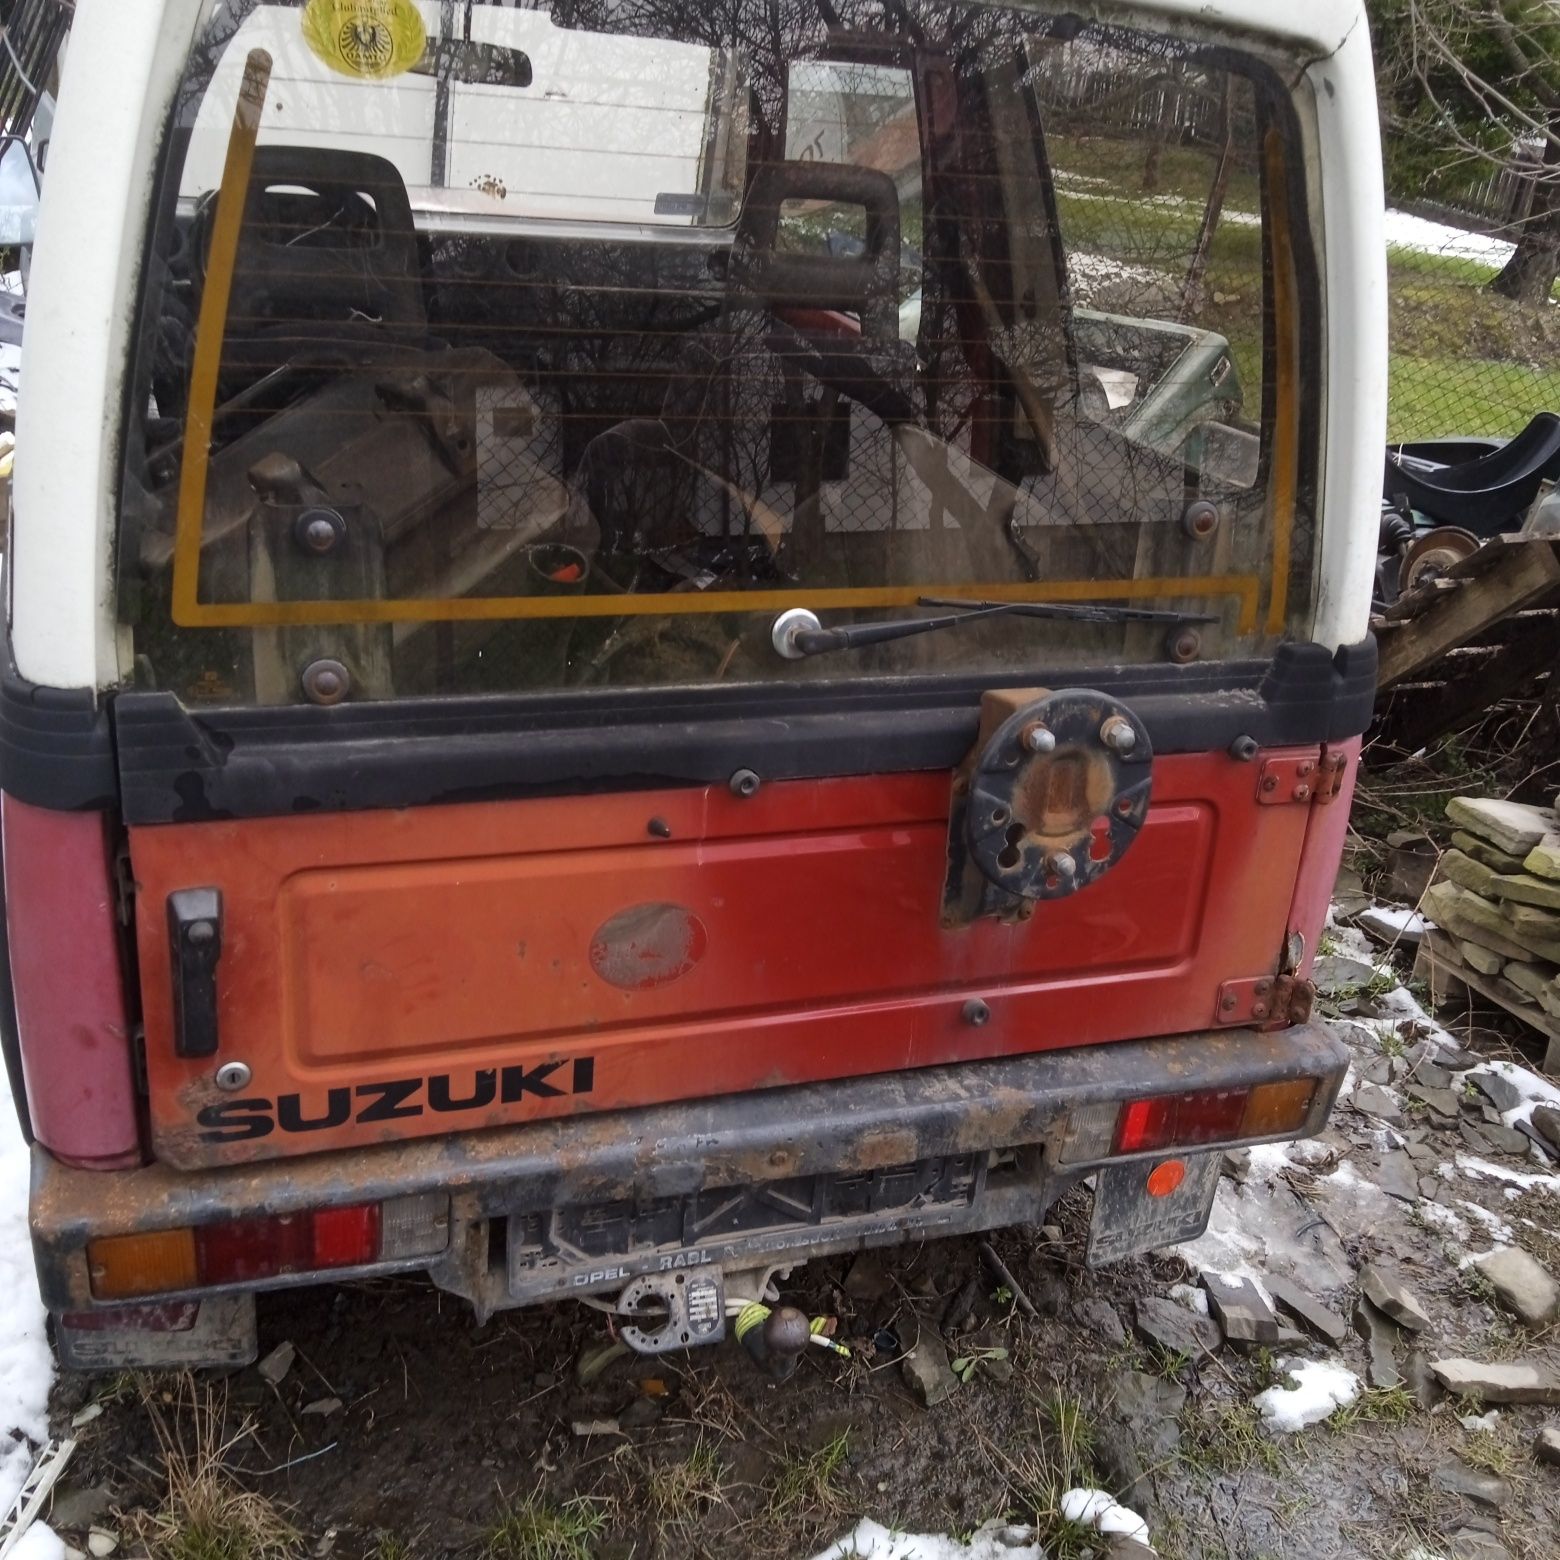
<box><xmin>40</xmin><ymin>925</ymin><xmax>1560</xmax><ymax>1560</ymax></box>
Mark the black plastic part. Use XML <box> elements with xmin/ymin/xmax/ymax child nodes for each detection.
<box><xmin>0</xmin><ymin>641</ymin><xmax>117</xmax><ymax>812</ymax></box>
<box><xmin>166</xmin><ymin>888</ymin><xmax>223</xmax><ymax>1060</ymax></box>
<box><xmin>1384</xmin><ymin>412</ymin><xmax>1560</xmax><ymax>534</ymax></box>
<box><xmin>108</xmin><ymin>639</ymin><xmax>1377</xmax><ymax>825</ymax></box>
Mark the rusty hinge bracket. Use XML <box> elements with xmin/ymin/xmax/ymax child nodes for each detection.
<box><xmin>1257</xmin><ymin>750</ymin><xmax>1349</xmax><ymax>807</ymax></box>
<box><xmin>1216</xmin><ymin>973</ymin><xmax>1315</xmax><ymax>1028</ymax></box>
<box><xmin>1256</xmin><ymin>754</ymin><xmax>1321</xmax><ymax>805</ymax></box>
<box><xmin>1312</xmin><ymin>747</ymin><xmax>1349</xmax><ymax>806</ymax></box>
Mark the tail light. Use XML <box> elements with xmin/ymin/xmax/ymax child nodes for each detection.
<box><xmin>1059</xmin><ymin>1078</ymin><xmax>1318</xmax><ymax>1165</ymax></box>
<box><xmin>86</xmin><ymin>1193</ymin><xmax>449</xmax><ymax>1300</ymax></box>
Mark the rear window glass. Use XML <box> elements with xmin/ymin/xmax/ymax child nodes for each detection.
<box><xmin>121</xmin><ymin>0</ymin><xmax>1319</xmax><ymax>707</ymax></box>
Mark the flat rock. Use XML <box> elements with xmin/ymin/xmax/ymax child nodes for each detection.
<box><xmin>1440</xmin><ymin>849</ymin><xmax>1499</xmax><ymax>898</ymax></box>
<box><xmin>1404</xmin><ymin>1349</ymin><xmax>1443</xmax><ymax>1410</ymax></box>
<box><xmin>1435</xmin><ymin>1043</ymin><xmax>1483</xmax><ymax>1072</ymax></box>
<box><xmin>901</xmin><ymin>1329</ymin><xmax>960</xmax><ymax>1407</ymax></box>
<box><xmin>1473</xmin><ymin>1247</ymin><xmax>1559</xmax><ymax>1328</ymax></box>
<box><xmin>1518</xmin><ymin>1118</ymin><xmax>1559</xmax><ymax>1163</ymax></box>
<box><xmin>1360</xmin><ymin>1264</ymin><xmax>1431</xmax><ymax>1331</ymax></box>
<box><xmin>1353</xmin><ymin>1296</ymin><xmax>1403</xmax><ymax>1389</ymax></box>
<box><xmin>1506</xmin><ymin>900</ymin><xmax>1560</xmax><ymax>941</ymax></box>
<box><xmin>1473</xmin><ymin>1072</ymin><xmax>1525</xmax><ymax>1114</ymax></box>
<box><xmin>1492</xmin><ymin>871</ymin><xmax>1560</xmax><ymax>910</ymax></box>
<box><xmin>1535</xmin><ymin>1424</ymin><xmax>1560</xmax><ymax>1467</ymax></box>
<box><xmin>1532</xmin><ymin>1104</ymin><xmax>1560</xmax><ymax>1151</ymax></box>
<box><xmin>843</xmin><ymin>1250</ymin><xmax>893</xmax><ymax>1302</ymax></box>
<box><xmin>1200</xmin><ymin>1272</ymin><xmax>1279</xmax><ymax>1347</ymax></box>
<box><xmin>1500</xmin><ymin>960</ymin><xmax>1556</xmax><ymax>1001</ymax></box>
<box><xmin>1373</xmin><ymin>1152</ymin><xmax>1421</xmax><ymax>1204</ymax></box>
<box><xmin>1411</xmin><ymin>1060</ymin><xmax>1453</xmax><ymax>1090</ymax></box>
<box><xmin>1450</xmin><ymin>891</ymin><xmax>1560</xmax><ymax>963</ymax></box>
<box><xmin>1524</xmin><ymin>832</ymin><xmax>1560</xmax><ymax>881</ymax></box>
<box><xmin>1430</xmin><ymin>1358</ymin><xmax>1560</xmax><ymax>1404</ymax></box>
<box><xmin>1359</xmin><ymin>905</ymin><xmax>1427</xmax><ymax>945</ymax></box>
<box><xmin>1133</xmin><ymin>1295</ymin><xmax>1222</xmax><ymax>1361</ymax></box>
<box><xmin>1446</xmin><ymin>1529</ymin><xmax>1513</xmax><ymax>1560</ymax></box>
<box><xmin>1313</xmin><ymin>954</ymin><xmax>1377</xmax><ymax>995</ymax></box>
<box><xmin>47</xmin><ymin>1487</ymin><xmax>116</xmax><ymax>1533</ymax></box>
<box><xmin>1446</xmin><ymin>797</ymin><xmax>1554</xmax><ymax>858</ymax></box>
<box><xmin>256</xmin><ymin>1339</ymin><xmax>296</xmax><ymax>1386</ymax></box>
<box><xmin>1457</xmin><ymin>940</ymin><xmax>1505</xmax><ymax>976</ymax></box>
<box><xmin>1452</xmin><ymin>831</ymin><xmax>1528</xmax><ymax>874</ymax></box>
<box><xmin>1351</xmin><ymin>1082</ymin><xmax>1404</xmax><ymax>1123</ymax></box>
<box><xmin>1073</xmin><ymin>1298</ymin><xmax>1127</xmax><ymax>1347</ymax></box>
<box><xmin>1407</xmin><ymin>1083</ymin><xmax>1463</xmax><ymax>1120</ymax></box>
<box><xmin>1110</xmin><ymin>1369</ymin><xmax>1186</xmax><ymax>1459</ymax></box>
<box><xmin>1266</xmin><ymin>1275</ymin><xmax>1348</xmax><ymax>1344</ymax></box>
<box><xmin>1482</xmin><ymin>1122</ymin><xmax>1532</xmax><ymax>1157</ymax></box>
<box><xmin>1435</xmin><ymin>1456</ymin><xmax>1511</xmax><ymax>1510</ymax></box>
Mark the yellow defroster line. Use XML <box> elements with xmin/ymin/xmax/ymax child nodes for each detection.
<box><xmin>173</xmin><ymin>575</ymin><xmax>1263</xmax><ymax>635</ymax></box>
<box><xmin>171</xmin><ymin>48</ymin><xmax>272</xmax><ymax>626</ymax></box>
<box><xmin>1264</xmin><ymin>126</ymin><xmax>1301</xmax><ymax>637</ymax></box>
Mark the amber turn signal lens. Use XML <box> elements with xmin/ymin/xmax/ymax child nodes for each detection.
<box><xmin>1240</xmin><ymin>1077</ymin><xmax>1316</xmax><ymax>1138</ymax></box>
<box><xmin>1145</xmin><ymin>1159</ymin><xmax>1186</xmax><ymax>1198</ymax></box>
<box><xmin>87</xmin><ymin>1228</ymin><xmax>198</xmax><ymax>1299</ymax></box>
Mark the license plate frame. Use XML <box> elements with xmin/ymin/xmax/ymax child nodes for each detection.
<box><xmin>1086</xmin><ymin>1151</ymin><xmax>1221</xmax><ymax>1266</ymax></box>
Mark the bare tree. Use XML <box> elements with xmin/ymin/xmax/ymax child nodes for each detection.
<box><xmin>1373</xmin><ymin>0</ymin><xmax>1560</xmax><ymax>305</ymax></box>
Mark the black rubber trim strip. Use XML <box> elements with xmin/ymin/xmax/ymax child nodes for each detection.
<box><xmin>0</xmin><ymin>634</ymin><xmax>118</xmax><ymax>812</ymax></box>
<box><xmin>0</xmin><ymin>824</ymin><xmax>33</xmax><ymax>1144</ymax></box>
<box><xmin>30</xmin><ymin>1020</ymin><xmax>1348</xmax><ymax>1312</ymax></box>
<box><xmin>110</xmin><ymin>638</ymin><xmax>1376</xmax><ymax>824</ymax></box>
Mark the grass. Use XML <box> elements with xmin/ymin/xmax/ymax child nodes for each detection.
<box><xmin>765</xmin><ymin>1430</ymin><xmax>854</xmax><ymax>1531</ymax></box>
<box><xmin>126</xmin><ymin>1377</ymin><xmax>299</xmax><ymax>1560</ymax></box>
<box><xmin>1007</xmin><ymin>1391</ymin><xmax>1106</xmax><ymax>1560</ymax></box>
<box><xmin>1049</xmin><ymin>131</ymin><xmax>1560</xmax><ymax>447</ymax></box>
<box><xmin>479</xmin><ymin>1493</ymin><xmax>612</xmax><ymax>1560</ymax></box>
<box><xmin>1329</xmin><ymin>1385</ymin><xmax>1418</xmax><ymax>1431</ymax></box>
<box><xmin>1179</xmin><ymin>1398</ymin><xmax>1280</xmax><ymax>1476</ymax></box>
<box><xmin>636</xmin><ymin>1437</ymin><xmax>728</xmax><ymax>1543</ymax></box>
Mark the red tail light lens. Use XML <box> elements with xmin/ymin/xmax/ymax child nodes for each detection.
<box><xmin>1115</xmin><ymin>1095</ymin><xmax>1178</xmax><ymax>1154</ymax></box>
<box><xmin>88</xmin><ymin>1195</ymin><xmax>445</xmax><ymax>1300</ymax></box>
<box><xmin>1060</xmin><ymin>1078</ymin><xmax>1322</xmax><ymax>1165</ymax></box>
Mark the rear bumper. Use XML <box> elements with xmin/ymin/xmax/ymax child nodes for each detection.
<box><xmin>33</xmin><ymin>1023</ymin><xmax>1347</xmax><ymax>1314</ymax></box>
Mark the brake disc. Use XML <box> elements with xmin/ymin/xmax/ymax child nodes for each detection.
<box><xmin>1400</xmin><ymin>526</ymin><xmax>1479</xmax><ymax>593</ymax></box>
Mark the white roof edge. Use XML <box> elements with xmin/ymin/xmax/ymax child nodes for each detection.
<box><xmin>1073</xmin><ymin>0</ymin><xmax>1364</xmax><ymax>58</ymax></box>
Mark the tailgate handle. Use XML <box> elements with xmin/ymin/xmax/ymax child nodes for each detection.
<box><xmin>167</xmin><ymin>888</ymin><xmax>223</xmax><ymax>1059</ymax></box>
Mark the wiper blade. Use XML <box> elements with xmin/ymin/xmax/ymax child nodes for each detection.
<box><xmin>918</xmin><ymin>597</ymin><xmax>1218</xmax><ymax>626</ymax></box>
<box><xmin>772</xmin><ymin>598</ymin><xmax>1216</xmax><ymax>658</ymax></box>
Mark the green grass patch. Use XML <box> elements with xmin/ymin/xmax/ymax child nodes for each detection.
<box><xmin>480</xmin><ymin>1494</ymin><xmax>611</xmax><ymax>1560</ymax></box>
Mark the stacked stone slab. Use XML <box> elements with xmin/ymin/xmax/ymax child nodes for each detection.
<box><xmin>1425</xmin><ymin>798</ymin><xmax>1560</xmax><ymax>1017</ymax></box>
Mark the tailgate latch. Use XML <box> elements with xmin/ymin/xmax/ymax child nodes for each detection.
<box><xmin>167</xmin><ymin>888</ymin><xmax>224</xmax><ymax>1059</ymax></box>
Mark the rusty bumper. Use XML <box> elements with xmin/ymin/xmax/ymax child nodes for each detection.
<box><xmin>33</xmin><ymin>1023</ymin><xmax>1347</xmax><ymax>1315</ymax></box>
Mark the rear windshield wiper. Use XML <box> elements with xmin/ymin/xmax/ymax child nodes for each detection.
<box><xmin>772</xmin><ymin>597</ymin><xmax>1216</xmax><ymax>658</ymax></box>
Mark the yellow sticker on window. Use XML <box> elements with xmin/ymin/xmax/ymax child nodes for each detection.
<box><xmin>302</xmin><ymin>0</ymin><xmax>427</xmax><ymax>80</ymax></box>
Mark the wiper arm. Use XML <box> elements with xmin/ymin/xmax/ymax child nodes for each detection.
<box><xmin>771</xmin><ymin>598</ymin><xmax>1216</xmax><ymax>659</ymax></box>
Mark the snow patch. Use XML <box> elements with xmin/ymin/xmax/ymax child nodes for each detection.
<box><xmin>1167</xmin><ymin>1283</ymin><xmax>1210</xmax><ymax>1317</ymax></box>
<box><xmin>808</xmin><ymin>1520</ymin><xmax>1045</xmax><ymax>1560</ymax></box>
<box><xmin>1252</xmin><ymin>1358</ymin><xmax>1361</xmax><ymax>1433</ymax></box>
<box><xmin>1058</xmin><ymin>1489</ymin><xmax>1153</xmax><ymax>1548</ymax></box>
<box><xmin>1</xmin><ymin>1060</ymin><xmax>57</xmax><ymax>1531</ymax></box>
<box><xmin>1384</xmin><ymin>208</ymin><xmax>1516</xmax><ymax>268</ymax></box>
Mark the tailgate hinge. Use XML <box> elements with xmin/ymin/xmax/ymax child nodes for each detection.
<box><xmin>1256</xmin><ymin>748</ymin><xmax>1348</xmax><ymax>807</ymax></box>
<box><xmin>1216</xmin><ymin>973</ymin><xmax>1316</xmax><ymax>1029</ymax></box>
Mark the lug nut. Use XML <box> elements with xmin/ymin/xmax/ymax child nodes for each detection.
<box><xmin>1229</xmin><ymin>735</ymin><xmax>1259</xmax><ymax>762</ymax></box>
<box><xmin>1100</xmin><ymin>716</ymin><xmax>1136</xmax><ymax>756</ymax></box>
<box><xmin>1022</xmin><ymin>724</ymin><xmax>1056</xmax><ymax>755</ymax></box>
<box><xmin>1045</xmin><ymin>850</ymin><xmax>1077</xmax><ymax>879</ymax></box>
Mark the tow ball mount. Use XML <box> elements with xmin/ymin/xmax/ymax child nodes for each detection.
<box><xmin>942</xmin><ymin>687</ymin><xmax>1154</xmax><ymax>926</ymax></box>
<box><xmin>617</xmin><ymin>1269</ymin><xmax>727</xmax><ymax>1354</ymax></box>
